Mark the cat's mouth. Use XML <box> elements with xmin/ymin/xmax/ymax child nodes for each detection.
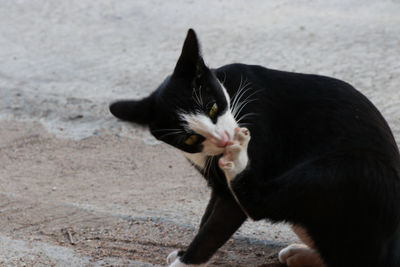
<box><xmin>205</xmin><ymin>130</ymin><xmax>231</xmax><ymax>148</ymax></box>
<box><xmin>200</xmin><ymin>131</ymin><xmax>233</xmax><ymax>156</ymax></box>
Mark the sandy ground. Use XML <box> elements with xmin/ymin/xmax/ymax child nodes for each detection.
<box><xmin>0</xmin><ymin>0</ymin><xmax>400</xmax><ymax>266</ymax></box>
<box><xmin>0</xmin><ymin>120</ymin><xmax>289</xmax><ymax>266</ymax></box>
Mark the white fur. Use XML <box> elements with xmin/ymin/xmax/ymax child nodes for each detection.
<box><xmin>220</xmin><ymin>142</ymin><xmax>249</xmax><ymax>181</ymax></box>
<box><xmin>219</xmin><ymin>127</ymin><xmax>253</xmax><ymax>219</ymax></box>
<box><xmin>181</xmin><ymin>83</ymin><xmax>238</xmax><ymax>166</ymax></box>
<box><xmin>184</xmin><ymin>151</ymin><xmax>207</xmax><ymax>169</ymax></box>
<box><xmin>169</xmin><ymin>259</ymin><xmax>208</xmax><ymax>267</ymax></box>
<box><xmin>279</xmin><ymin>244</ymin><xmax>307</xmax><ymax>263</ymax></box>
<box><xmin>167</xmin><ymin>250</ymin><xmax>180</xmax><ymax>264</ymax></box>
<box><xmin>279</xmin><ymin>244</ymin><xmax>325</xmax><ymax>267</ymax></box>
<box><xmin>167</xmin><ymin>250</ymin><xmax>209</xmax><ymax>267</ymax></box>
<box><xmin>182</xmin><ymin>109</ymin><xmax>237</xmax><ymax>169</ymax></box>
<box><xmin>172</xmin><ymin>84</ymin><xmax>250</xmax><ymax>264</ymax></box>
<box><xmin>216</xmin><ymin>109</ymin><xmax>237</xmax><ymax>139</ymax></box>
<box><xmin>219</xmin><ymin>81</ymin><xmax>231</xmax><ymax>107</ymax></box>
<box><xmin>219</xmin><ymin>128</ymin><xmax>250</xmax><ymax>181</ymax></box>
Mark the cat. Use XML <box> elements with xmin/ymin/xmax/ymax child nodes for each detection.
<box><xmin>109</xmin><ymin>29</ymin><xmax>400</xmax><ymax>267</ymax></box>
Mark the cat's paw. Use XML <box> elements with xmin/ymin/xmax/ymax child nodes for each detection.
<box><xmin>218</xmin><ymin>127</ymin><xmax>250</xmax><ymax>182</ymax></box>
<box><xmin>167</xmin><ymin>250</ymin><xmax>181</xmax><ymax>265</ymax></box>
<box><xmin>167</xmin><ymin>250</ymin><xmax>208</xmax><ymax>266</ymax></box>
<box><xmin>279</xmin><ymin>244</ymin><xmax>326</xmax><ymax>267</ymax></box>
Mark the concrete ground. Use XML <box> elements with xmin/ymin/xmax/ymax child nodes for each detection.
<box><xmin>0</xmin><ymin>0</ymin><xmax>399</xmax><ymax>266</ymax></box>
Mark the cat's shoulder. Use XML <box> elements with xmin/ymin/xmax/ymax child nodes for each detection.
<box><xmin>214</xmin><ymin>63</ymin><xmax>267</xmax><ymax>77</ymax></box>
<box><xmin>216</xmin><ymin>63</ymin><xmax>348</xmax><ymax>82</ymax></box>
<box><xmin>215</xmin><ymin>63</ymin><xmax>355</xmax><ymax>92</ymax></box>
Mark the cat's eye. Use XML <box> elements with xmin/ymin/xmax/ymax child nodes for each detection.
<box><xmin>209</xmin><ymin>103</ymin><xmax>218</xmax><ymax>118</ymax></box>
<box><xmin>185</xmin><ymin>134</ymin><xmax>199</xmax><ymax>145</ymax></box>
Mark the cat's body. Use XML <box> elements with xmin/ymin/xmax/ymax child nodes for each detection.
<box><xmin>110</xmin><ymin>30</ymin><xmax>400</xmax><ymax>267</ymax></box>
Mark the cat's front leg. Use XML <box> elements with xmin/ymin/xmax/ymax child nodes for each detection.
<box><xmin>166</xmin><ymin>191</ymin><xmax>218</xmax><ymax>266</ymax></box>
<box><xmin>218</xmin><ymin>127</ymin><xmax>251</xmax><ymax>182</ymax></box>
<box><xmin>166</xmin><ymin>192</ymin><xmax>246</xmax><ymax>267</ymax></box>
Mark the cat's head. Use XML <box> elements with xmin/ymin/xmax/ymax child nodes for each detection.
<box><xmin>109</xmin><ymin>29</ymin><xmax>237</xmax><ymax>156</ymax></box>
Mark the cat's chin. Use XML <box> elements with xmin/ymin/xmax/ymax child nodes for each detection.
<box><xmin>201</xmin><ymin>142</ymin><xmax>226</xmax><ymax>156</ymax></box>
<box><xmin>184</xmin><ymin>148</ymin><xmax>225</xmax><ymax>170</ymax></box>
<box><xmin>203</xmin><ymin>148</ymin><xmax>225</xmax><ymax>157</ymax></box>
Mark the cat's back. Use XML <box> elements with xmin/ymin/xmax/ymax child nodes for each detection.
<box><xmin>216</xmin><ymin>63</ymin><xmax>368</xmax><ymax>104</ymax></box>
<box><xmin>215</xmin><ymin>63</ymin><xmax>400</xmax><ymax>173</ymax></box>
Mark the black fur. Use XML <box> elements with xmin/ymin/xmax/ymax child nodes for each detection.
<box><xmin>110</xmin><ymin>29</ymin><xmax>400</xmax><ymax>266</ymax></box>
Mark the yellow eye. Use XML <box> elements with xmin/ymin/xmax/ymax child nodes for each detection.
<box><xmin>209</xmin><ymin>103</ymin><xmax>218</xmax><ymax>118</ymax></box>
<box><xmin>185</xmin><ymin>134</ymin><xmax>199</xmax><ymax>145</ymax></box>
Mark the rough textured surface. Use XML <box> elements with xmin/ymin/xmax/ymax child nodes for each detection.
<box><xmin>0</xmin><ymin>0</ymin><xmax>399</xmax><ymax>266</ymax></box>
<box><xmin>0</xmin><ymin>120</ymin><xmax>289</xmax><ymax>266</ymax></box>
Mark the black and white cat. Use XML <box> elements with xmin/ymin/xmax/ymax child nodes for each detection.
<box><xmin>109</xmin><ymin>29</ymin><xmax>400</xmax><ymax>267</ymax></box>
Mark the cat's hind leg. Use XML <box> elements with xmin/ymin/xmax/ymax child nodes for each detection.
<box><xmin>279</xmin><ymin>243</ymin><xmax>325</xmax><ymax>267</ymax></box>
<box><xmin>279</xmin><ymin>225</ymin><xmax>326</xmax><ymax>267</ymax></box>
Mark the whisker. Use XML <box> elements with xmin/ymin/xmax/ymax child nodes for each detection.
<box><xmin>188</xmin><ymin>159</ymin><xmax>197</xmax><ymax>168</ymax></box>
<box><xmin>155</xmin><ymin>128</ymin><xmax>186</xmax><ymax>140</ymax></box>
<box><xmin>152</xmin><ymin>128</ymin><xmax>185</xmax><ymax>133</ymax></box>
<box><xmin>231</xmin><ymin>77</ymin><xmax>251</xmax><ymax>110</ymax></box>
<box><xmin>232</xmin><ymin>94</ymin><xmax>250</xmax><ymax>118</ymax></box>
<box><xmin>203</xmin><ymin>157</ymin><xmax>208</xmax><ymax>177</ymax></box>
<box><xmin>238</xmin><ymin>122</ymin><xmax>253</xmax><ymax>128</ymax></box>
<box><xmin>234</xmin><ymin>99</ymin><xmax>257</xmax><ymax>120</ymax></box>
<box><xmin>231</xmin><ymin>78</ymin><xmax>253</xmax><ymax>117</ymax></box>
<box><xmin>198</xmin><ymin>85</ymin><xmax>204</xmax><ymax>107</ymax></box>
<box><xmin>207</xmin><ymin>156</ymin><xmax>214</xmax><ymax>178</ymax></box>
<box><xmin>202</xmin><ymin>157</ymin><xmax>209</xmax><ymax>176</ymax></box>
<box><xmin>175</xmin><ymin>134</ymin><xmax>187</xmax><ymax>144</ymax></box>
<box><xmin>220</xmin><ymin>71</ymin><xmax>227</xmax><ymax>85</ymax></box>
<box><xmin>192</xmin><ymin>87</ymin><xmax>202</xmax><ymax>108</ymax></box>
<box><xmin>236</xmin><ymin>112</ymin><xmax>258</xmax><ymax>123</ymax></box>
<box><xmin>158</xmin><ymin>131</ymin><xmax>184</xmax><ymax>140</ymax></box>
<box><xmin>232</xmin><ymin>89</ymin><xmax>262</xmax><ymax>119</ymax></box>
<box><xmin>230</xmin><ymin>76</ymin><xmax>245</xmax><ymax>111</ymax></box>
<box><xmin>203</xmin><ymin>156</ymin><xmax>212</xmax><ymax>179</ymax></box>
<box><xmin>211</xmin><ymin>157</ymin><xmax>217</xmax><ymax>180</ymax></box>
<box><xmin>157</xmin><ymin>130</ymin><xmax>185</xmax><ymax>135</ymax></box>
<box><xmin>231</xmin><ymin>85</ymin><xmax>253</xmax><ymax>118</ymax></box>
<box><xmin>233</xmin><ymin>82</ymin><xmax>253</xmax><ymax>108</ymax></box>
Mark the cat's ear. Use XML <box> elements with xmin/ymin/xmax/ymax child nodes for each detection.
<box><xmin>109</xmin><ymin>96</ymin><xmax>154</xmax><ymax>125</ymax></box>
<box><xmin>173</xmin><ymin>29</ymin><xmax>205</xmax><ymax>79</ymax></box>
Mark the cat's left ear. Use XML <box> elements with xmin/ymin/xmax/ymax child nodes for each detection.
<box><xmin>173</xmin><ymin>29</ymin><xmax>206</xmax><ymax>79</ymax></box>
<box><xmin>109</xmin><ymin>96</ymin><xmax>154</xmax><ymax>125</ymax></box>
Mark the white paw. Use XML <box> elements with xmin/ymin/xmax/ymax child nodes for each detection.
<box><xmin>169</xmin><ymin>258</ymin><xmax>208</xmax><ymax>267</ymax></box>
<box><xmin>167</xmin><ymin>250</ymin><xmax>180</xmax><ymax>265</ymax></box>
<box><xmin>218</xmin><ymin>127</ymin><xmax>250</xmax><ymax>182</ymax></box>
<box><xmin>169</xmin><ymin>258</ymin><xmax>188</xmax><ymax>267</ymax></box>
<box><xmin>167</xmin><ymin>250</ymin><xmax>209</xmax><ymax>267</ymax></box>
<box><xmin>279</xmin><ymin>244</ymin><xmax>325</xmax><ymax>267</ymax></box>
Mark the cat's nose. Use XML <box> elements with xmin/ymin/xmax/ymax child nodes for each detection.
<box><xmin>216</xmin><ymin>131</ymin><xmax>230</xmax><ymax>147</ymax></box>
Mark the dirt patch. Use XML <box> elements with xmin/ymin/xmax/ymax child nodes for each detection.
<box><xmin>0</xmin><ymin>192</ymin><xmax>284</xmax><ymax>266</ymax></box>
<box><xmin>0</xmin><ymin>120</ymin><xmax>291</xmax><ymax>266</ymax></box>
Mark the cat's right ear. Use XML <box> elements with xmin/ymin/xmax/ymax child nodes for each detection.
<box><xmin>109</xmin><ymin>96</ymin><xmax>154</xmax><ymax>125</ymax></box>
<box><xmin>173</xmin><ymin>29</ymin><xmax>205</xmax><ymax>79</ymax></box>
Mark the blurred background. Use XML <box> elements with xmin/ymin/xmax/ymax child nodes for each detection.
<box><xmin>0</xmin><ymin>0</ymin><xmax>399</xmax><ymax>266</ymax></box>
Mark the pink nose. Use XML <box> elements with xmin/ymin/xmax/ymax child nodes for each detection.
<box><xmin>216</xmin><ymin>131</ymin><xmax>230</xmax><ymax>147</ymax></box>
